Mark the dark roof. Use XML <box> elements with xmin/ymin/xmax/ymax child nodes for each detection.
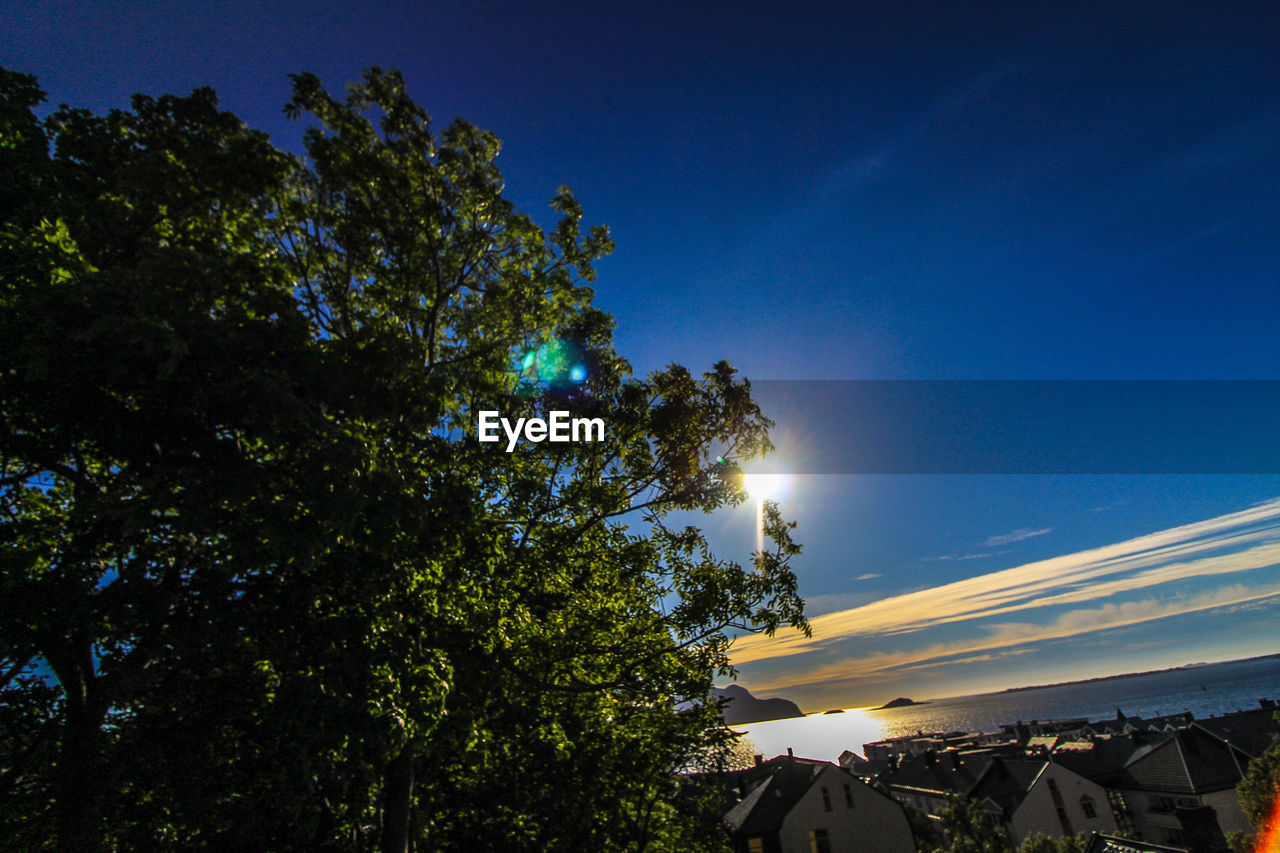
<box><xmin>965</xmin><ymin>758</ymin><xmax>1048</xmax><ymax>820</ymax></box>
<box><xmin>1120</xmin><ymin>728</ymin><xmax>1251</xmax><ymax>795</ymax></box>
<box><xmin>1086</xmin><ymin>712</ymin><xmax>1194</xmax><ymax>736</ymax></box>
<box><xmin>1083</xmin><ymin>833</ymin><xmax>1189</xmax><ymax>853</ymax></box>
<box><xmin>1052</xmin><ymin>736</ymin><xmax>1145</xmax><ymax>786</ymax></box>
<box><xmin>1087</xmin><ymin>718</ymin><xmax>1145</xmax><ymax>735</ymax></box>
<box><xmin>722</xmin><ymin>756</ymin><xmax>831</xmax><ymax>837</ymax></box>
<box><xmin>1194</xmin><ymin>705</ymin><xmax>1280</xmax><ymax>758</ymax></box>
<box><xmin>882</xmin><ymin>751</ymin><xmax>988</xmax><ymax>796</ymax></box>
<box><xmin>853</xmin><ymin>756</ymin><xmax>893</xmax><ymax>780</ymax></box>
<box><xmin>885</xmin><ymin>752</ymin><xmax>1062</xmax><ymax>820</ymax></box>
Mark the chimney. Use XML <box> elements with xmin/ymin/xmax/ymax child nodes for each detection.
<box><xmin>787</xmin><ymin>747</ymin><xmax>794</xmax><ymax>757</ymax></box>
<box><xmin>754</xmin><ymin>754</ymin><xmax>763</xmax><ymax>767</ymax></box>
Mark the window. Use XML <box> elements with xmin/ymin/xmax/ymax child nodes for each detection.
<box><xmin>821</xmin><ymin>786</ymin><xmax>832</xmax><ymax>812</ymax></box>
<box><xmin>843</xmin><ymin>783</ymin><xmax>854</xmax><ymax>808</ymax></box>
<box><xmin>1080</xmin><ymin>797</ymin><xmax>1097</xmax><ymax>819</ymax></box>
<box><xmin>747</xmin><ymin>839</ymin><xmax>764</xmax><ymax>853</ymax></box>
<box><xmin>1108</xmin><ymin>789</ymin><xmax>1137</xmax><ymax>836</ymax></box>
<box><xmin>809</xmin><ymin>829</ymin><xmax>832</xmax><ymax>853</ymax></box>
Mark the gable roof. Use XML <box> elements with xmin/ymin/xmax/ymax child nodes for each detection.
<box><xmin>1052</xmin><ymin>735</ymin><xmax>1145</xmax><ymax>786</ymax></box>
<box><xmin>722</xmin><ymin>756</ymin><xmax>830</xmax><ymax>837</ymax></box>
<box><xmin>882</xmin><ymin>751</ymin><xmax>988</xmax><ymax>796</ymax></box>
<box><xmin>1120</xmin><ymin>728</ymin><xmax>1250</xmax><ymax>794</ymax></box>
<box><xmin>1193</xmin><ymin>705</ymin><xmax>1280</xmax><ymax>758</ymax></box>
<box><xmin>965</xmin><ymin>758</ymin><xmax>1049</xmax><ymax>820</ymax></box>
<box><xmin>883</xmin><ymin>751</ymin><xmax>1056</xmax><ymax>819</ymax></box>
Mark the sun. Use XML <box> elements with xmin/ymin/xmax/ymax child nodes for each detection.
<box><xmin>742</xmin><ymin>473</ymin><xmax>789</xmax><ymax>502</ymax></box>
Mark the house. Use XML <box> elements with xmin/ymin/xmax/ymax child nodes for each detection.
<box><xmin>880</xmin><ymin>752</ymin><xmax>1116</xmax><ymax>845</ymax></box>
<box><xmin>1084</xmin><ymin>712</ymin><xmax>1196</xmax><ymax>740</ymax></box>
<box><xmin>722</xmin><ymin>754</ymin><xmax>916</xmax><ymax>853</ymax></box>
<box><xmin>1055</xmin><ymin>727</ymin><xmax>1253</xmax><ymax>847</ymax></box>
<box><xmin>1110</xmin><ymin>728</ymin><xmax>1253</xmax><ymax>847</ymax></box>
<box><xmin>838</xmin><ymin>749</ymin><xmax>872</xmax><ymax>775</ymax></box>
<box><xmin>1052</xmin><ymin>736</ymin><xmax>1145</xmax><ymax>837</ymax></box>
<box><xmin>879</xmin><ymin>750</ymin><xmax>989</xmax><ymax>819</ymax></box>
<box><xmin>1192</xmin><ymin>701</ymin><xmax>1280</xmax><ymax>759</ymax></box>
<box><xmin>967</xmin><ymin>756</ymin><xmax>1119</xmax><ymax>846</ymax></box>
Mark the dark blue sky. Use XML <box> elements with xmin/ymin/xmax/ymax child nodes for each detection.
<box><xmin>7</xmin><ymin>1</ymin><xmax>1280</xmax><ymax>706</ymax></box>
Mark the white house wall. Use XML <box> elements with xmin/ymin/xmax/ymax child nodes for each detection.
<box><xmin>778</xmin><ymin>767</ymin><xmax>916</xmax><ymax>853</ymax></box>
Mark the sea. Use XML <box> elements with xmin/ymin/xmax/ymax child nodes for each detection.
<box><xmin>739</xmin><ymin>656</ymin><xmax>1280</xmax><ymax>763</ymax></box>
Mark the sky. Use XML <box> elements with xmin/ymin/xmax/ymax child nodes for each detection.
<box><xmin>5</xmin><ymin>0</ymin><xmax>1280</xmax><ymax>710</ymax></box>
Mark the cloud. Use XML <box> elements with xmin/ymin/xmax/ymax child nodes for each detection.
<box><xmin>801</xmin><ymin>590</ymin><xmax>881</xmax><ymax>617</ymax></box>
<box><xmin>731</xmin><ymin>498</ymin><xmax>1280</xmax><ymax>666</ymax></box>
<box><xmin>984</xmin><ymin>528</ymin><xmax>1053</xmax><ymax>547</ymax></box>
<box><xmin>856</xmin><ymin>573</ymin><xmax>881</xmax><ymax>581</ymax></box>
<box><xmin>744</xmin><ymin>583</ymin><xmax>1280</xmax><ymax>694</ymax></box>
<box><xmin>770</xmin><ymin>62</ymin><xmax>1020</xmax><ymax>226</ymax></box>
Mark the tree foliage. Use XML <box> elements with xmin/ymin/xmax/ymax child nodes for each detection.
<box><xmin>937</xmin><ymin>796</ymin><xmax>1013</xmax><ymax>853</ymax></box>
<box><xmin>0</xmin><ymin>66</ymin><xmax>807</xmax><ymax>852</ymax></box>
<box><xmin>1233</xmin><ymin>731</ymin><xmax>1280</xmax><ymax>853</ymax></box>
<box><xmin>1238</xmin><ymin>738</ymin><xmax>1280</xmax><ymax>826</ymax></box>
<box><xmin>903</xmin><ymin>802</ymin><xmax>947</xmax><ymax>853</ymax></box>
<box><xmin>1015</xmin><ymin>833</ymin><xmax>1088</xmax><ymax>853</ymax></box>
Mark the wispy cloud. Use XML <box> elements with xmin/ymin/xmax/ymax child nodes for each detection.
<box><xmin>732</xmin><ymin>498</ymin><xmax>1280</xmax><ymax>667</ymax></box>
<box><xmin>772</xmin><ymin>62</ymin><xmax>1021</xmax><ymax>223</ymax></box>
<box><xmin>746</xmin><ymin>583</ymin><xmax>1280</xmax><ymax>694</ymax></box>
<box><xmin>984</xmin><ymin>527</ymin><xmax>1053</xmax><ymax>547</ymax></box>
<box><xmin>856</xmin><ymin>573</ymin><xmax>881</xmax><ymax>581</ymax></box>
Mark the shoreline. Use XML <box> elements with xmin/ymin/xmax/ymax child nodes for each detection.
<box><xmin>999</xmin><ymin>652</ymin><xmax>1280</xmax><ymax>695</ymax></box>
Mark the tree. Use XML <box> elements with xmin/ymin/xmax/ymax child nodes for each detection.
<box><xmin>0</xmin><ymin>66</ymin><xmax>807</xmax><ymax>852</ymax></box>
<box><xmin>1</xmin><ymin>66</ymin><xmax>334</xmax><ymax>850</ymax></box>
<box><xmin>1016</xmin><ymin>833</ymin><xmax>1088</xmax><ymax>853</ymax></box>
<box><xmin>937</xmin><ymin>796</ymin><xmax>1013</xmax><ymax>853</ymax></box>
<box><xmin>904</xmin><ymin>802</ymin><xmax>946</xmax><ymax>853</ymax></box>
<box><xmin>1233</xmin><ymin>733</ymin><xmax>1280</xmax><ymax>853</ymax></box>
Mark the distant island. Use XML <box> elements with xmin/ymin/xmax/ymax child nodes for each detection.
<box><xmin>711</xmin><ymin>684</ymin><xmax>805</xmax><ymax>725</ymax></box>
<box><xmin>1001</xmin><ymin>653</ymin><xmax>1280</xmax><ymax>694</ymax></box>
<box><xmin>876</xmin><ymin>697</ymin><xmax>925</xmax><ymax>709</ymax></box>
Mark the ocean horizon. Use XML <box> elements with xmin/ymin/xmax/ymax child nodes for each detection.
<box><xmin>739</xmin><ymin>655</ymin><xmax>1280</xmax><ymax>763</ymax></box>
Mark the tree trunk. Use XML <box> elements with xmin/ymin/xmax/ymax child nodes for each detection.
<box><xmin>55</xmin><ymin>710</ymin><xmax>103</xmax><ymax>853</ymax></box>
<box><xmin>379</xmin><ymin>742</ymin><xmax>416</xmax><ymax>853</ymax></box>
<box><xmin>47</xmin><ymin>635</ymin><xmax>106</xmax><ymax>853</ymax></box>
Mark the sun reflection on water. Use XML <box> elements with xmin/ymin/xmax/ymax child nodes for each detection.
<box><xmin>736</xmin><ymin>707</ymin><xmax>887</xmax><ymax>764</ymax></box>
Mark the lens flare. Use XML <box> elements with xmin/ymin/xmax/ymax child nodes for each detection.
<box><xmin>1257</xmin><ymin>790</ymin><xmax>1280</xmax><ymax>853</ymax></box>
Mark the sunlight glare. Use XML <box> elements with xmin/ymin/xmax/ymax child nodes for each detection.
<box><xmin>743</xmin><ymin>473</ymin><xmax>789</xmax><ymax>502</ymax></box>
